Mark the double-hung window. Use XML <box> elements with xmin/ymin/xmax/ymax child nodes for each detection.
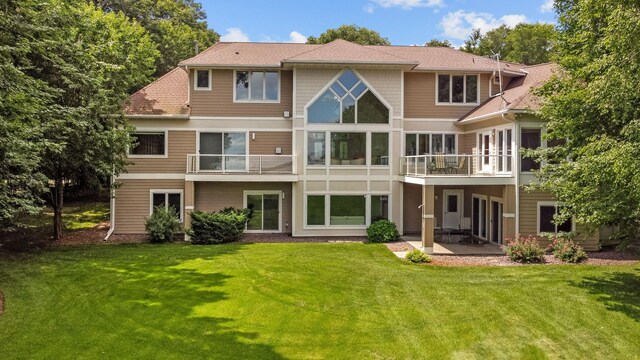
<box><xmin>437</xmin><ymin>74</ymin><xmax>479</xmax><ymax>104</ymax></box>
<box><xmin>235</xmin><ymin>71</ymin><xmax>279</xmax><ymax>101</ymax></box>
<box><xmin>194</xmin><ymin>69</ymin><xmax>211</xmax><ymax>90</ymax></box>
<box><xmin>129</xmin><ymin>132</ymin><xmax>166</xmax><ymax>157</ymax></box>
<box><xmin>151</xmin><ymin>191</ymin><xmax>183</xmax><ymax>222</ymax></box>
<box><xmin>538</xmin><ymin>202</ymin><xmax>573</xmax><ymax>234</ymax></box>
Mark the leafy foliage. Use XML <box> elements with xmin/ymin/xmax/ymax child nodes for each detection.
<box><xmin>145</xmin><ymin>206</ymin><xmax>181</xmax><ymax>243</ymax></box>
<box><xmin>188</xmin><ymin>209</ymin><xmax>249</xmax><ymax>245</ymax></box>
<box><xmin>96</xmin><ymin>0</ymin><xmax>220</xmax><ymax>76</ymax></box>
<box><xmin>548</xmin><ymin>236</ymin><xmax>588</xmax><ymax>263</ymax></box>
<box><xmin>504</xmin><ymin>235</ymin><xmax>546</xmax><ymax>263</ymax></box>
<box><xmin>530</xmin><ymin>0</ymin><xmax>640</xmax><ymax>239</ymax></box>
<box><xmin>405</xmin><ymin>249</ymin><xmax>432</xmax><ymax>263</ymax></box>
<box><xmin>307</xmin><ymin>25</ymin><xmax>390</xmax><ymax>46</ymax></box>
<box><xmin>462</xmin><ymin>23</ymin><xmax>557</xmax><ymax>65</ymax></box>
<box><xmin>424</xmin><ymin>39</ymin><xmax>453</xmax><ymax>47</ymax></box>
<box><xmin>366</xmin><ymin>219</ymin><xmax>399</xmax><ymax>243</ymax></box>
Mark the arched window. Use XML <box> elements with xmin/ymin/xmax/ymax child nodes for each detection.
<box><xmin>308</xmin><ymin>70</ymin><xmax>389</xmax><ymax>124</ymax></box>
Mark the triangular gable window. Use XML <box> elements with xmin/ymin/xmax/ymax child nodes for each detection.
<box><xmin>308</xmin><ymin>70</ymin><xmax>389</xmax><ymax>124</ymax></box>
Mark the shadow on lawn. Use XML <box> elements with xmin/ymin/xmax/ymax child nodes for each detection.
<box><xmin>92</xmin><ymin>244</ymin><xmax>286</xmax><ymax>359</ymax></box>
<box><xmin>572</xmin><ymin>270</ymin><xmax>640</xmax><ymax>322</ymax></box>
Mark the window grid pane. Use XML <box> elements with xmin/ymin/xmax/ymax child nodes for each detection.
<box><xmin>307</xmin><ymin>132</ymin><xmax>326</xmax><ymax>165</ymax></box>
<box><xmin>371</xmin><ymin>133</ymin><xmax>389</xmax><ymax>165</ymax></box>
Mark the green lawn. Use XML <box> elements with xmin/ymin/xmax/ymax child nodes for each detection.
<box><xmin>0</xmin><ymin>243</ymin><xmax>638</xmax><ymax>359</ymax></box>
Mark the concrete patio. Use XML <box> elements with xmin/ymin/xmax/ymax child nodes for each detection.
<box><xmin>401</xmin><ymin>235</ymin><xmax>504</xmax><ymax>255</ymax></box>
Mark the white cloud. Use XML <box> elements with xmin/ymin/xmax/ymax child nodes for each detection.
<box><xmin>371</xmin><ymin>0</ymin><xmax>444</xmax><ymax>10</ymax></box>
<box><xmin>540</xmin><ymin>0</ymin><xmax>554</xmax><ymax>13</ymax></box>
<box><xmin>364</xmin><ymin>4</ymin><xmax>375</xmax><ymax>13</ymax></box>
<box><xmin>289</xmin><ymin>31</ymin><xmax>307</xmax><ymax>43</ymax></box>
<box><xmin>220</xmin><ymin>27</ymin><xmax>250</xmax><ymax>42</ymax></box>
<box><xmin>440</xmin><ymin>11</ymin><xmax>528</xmax><ymax>40</ymax></box>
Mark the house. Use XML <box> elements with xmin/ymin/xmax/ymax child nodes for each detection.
<box><xmin>111</xmin><ymin>39</ymin><xmax>600</xmax><ymax>252</ymax></box>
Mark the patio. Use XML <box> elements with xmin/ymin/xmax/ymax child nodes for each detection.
<box><xmin>402</xmin><ymin>234</ymin><xmax>504</xmax><ymax>255</ymax></box>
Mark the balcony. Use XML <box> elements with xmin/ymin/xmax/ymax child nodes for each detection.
<box><xmin>399</xmin><ymin>154</ymin><xmax>515</xmax><ymax>185</ymax></box>
<box><xmin>186</xmin><ymin>154</ymin><xmax>297</xmax><ymax>181</ymax></box>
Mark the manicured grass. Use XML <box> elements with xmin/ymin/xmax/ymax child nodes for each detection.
<box><xmin>0</xmin><ymin>243</ymin><xmax>638</xmax><ymax>359</ymax></box>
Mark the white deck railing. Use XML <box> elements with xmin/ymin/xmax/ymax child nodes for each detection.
<box><xmin>187</xmin><ymin>154</ymin><xmax>297</xmax><ymax>175</ymax></box>
<box><xmin>400</xmin><ymin>154</ymin><xmax>513</xmax><ymax>177</ymax></box>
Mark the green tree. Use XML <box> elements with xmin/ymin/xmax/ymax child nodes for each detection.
<box><xmin>530</xmin><ymin>0</ymin><xmax>640</xmax><ymax>240</ymax></box>
<box><xmin>95</xmin><ymin>0</ymin><xmax>219</xmax><ymax>77</ymax></box>
<box><xmin>424</xmin><ymin>39</ymin><xmax>453</xmax><ymax>47</ymax></box>
<box><xmin>307</xmin><ymin>25</ymin><xmax>390</xmax><ymax>45</ymax></box>
<box><xmin>461</xmin><ymin>23</ymin><xmax>556</xmax><ymax>65</ymax></box>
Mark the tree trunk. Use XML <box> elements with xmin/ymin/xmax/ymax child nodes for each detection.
<box><xmin>52</xmin><ymin>178</ymin><xmax>64</xmax><ymax>240</ymax></box>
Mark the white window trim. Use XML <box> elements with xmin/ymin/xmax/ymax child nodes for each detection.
<box><xmin>537</xmin><ymin>201</ymin><xmax>575</xmax><ymax>235</ymax></box>
<box><xmin>305</xmin><ymin>131</ymin><xmax>390</xmax><ymax>169</ymax></box>
<box><xmin>495</xmin><ymin>127</ymin><xmax>514</xmax><ymax>174</ymax></box>
<box><xmin>435</xmin><ymin>73</ymin><xmax>481</xmax><ymax>106</ymax></box>
<box><xmin>471</xmin><ymin>194</ymin><xmax>488</xmax><ymax>240</ymax></box>
<box><xmin>243</xmin><ymin>190</ymin><xmax>283</xmax><ymax>233</ymax></box>
<box><xmin>128</xmin><ymin>130</ymin><xmax>168</xmax><ymax>159</ymax></box>
<box><xmin>403</xmin><ymin>132</ymin><xmax>459</xmax><ymax>156</ymax></box>
<box><xmin>303</xmin><ymin>194</ymin><xmax>391</xmax><ymax>229</ymax></box>
<box><xmin>193</xmin><ymin>69</ymin><xmax>212</xmax><ymax>91</ymax></box>
<box><xmin>149</xmin><ymin>189</ymin><xmax>184</xmax><ymax>223</ymax></box>
<box><xmin>233</xmin><ymin>70</ymin><xmax>281</xmax><ymax>103</ymax></box>
<box><xmin>303</xmin><ymin>68</ymin><xmax>393</xmax><ymax>124</ymax></box>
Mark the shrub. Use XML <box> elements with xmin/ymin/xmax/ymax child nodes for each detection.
<box><xmin>504</xmin><ymin>235</ymin><xmax>545</xmax><ymax>263</ymax></box>
<box><xmin>405</xmin><ymin>249</ymin><xmax>431</xmax><ymax>263</ymax></box>
<box><xmin>145</xmin><ymin>206</ymin><xmax>181</xmax><ymax>243</ymax></box>
<box><xmin>366</xmin><ymin>219</ymin><xmax>399</xmax><ymax>243</ymax></box>
<box><xmin>548</xmin><ymin>236</ymin><xmax>588</xmax><ymax>263</ymax></box>
<box><xmin>188</xmin><ymin>209</ymin><xmax>249</xmax><ymax>245</ymax></box>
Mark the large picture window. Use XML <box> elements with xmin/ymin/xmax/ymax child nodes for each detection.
<box><xmin>521</xmin><ymin>128</ymin><xmax>541</xmax><ymax>172</ymax></box>
<box><xmin>150</xmin><ymin>191</ymin><xmax>183</xmax><ymax>221</ymax></box>
<box><xmin>235</xmin><ymin>71</ymin><xmax>279</xmax><ymax>101</ymax></box>
<box><xmin>371</xmin><ymin>133</ymin><xmax>389</xmax><ymax>165</ymax></box>
<box><xmin>130</xmin><ymin>132</ymin><xmax>166</xmax><ymax>156</ymax></box>
<box><xmin>330</xmin><ymin>196</ymin><xmax>366</xmax><ymax>225</ymax></box>
<box><xmin>538</xmin><ymin>203</ymin><xmax>573</xmax><ymax>234</ymax></box>
<box><xmin>306</xmin><ymin>195</ymin><xmax>390</xmax><ymax>227</ymax></box>
<box><xmin>307</xmin><ymin>132</ymin><xmax>326</xmax><ymax>166</ymax></box>
<box><xmin>307</xmin><ymin>196</ymin><xmax>325</xmax><ymax>226</ymax></box>
<box><xmin>308</xmin><ymin>70</ymin><xmax>389</xmax><ymax>124</ymax></box>
<box><xmin>331</xmin><ymin>132</ymin><xmax>366</xmax><ymax>165</ymax></box>
<box><xmin>437</xmin><ymin>74</ymin><xmax>478</xmax><ymax>104</ymax></box>
<box><xmin>199</xmin><ymin>132</ymin><xmax>247</xmax><ymax>171</ymax></box>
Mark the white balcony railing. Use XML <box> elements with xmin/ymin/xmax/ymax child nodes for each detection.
<box><xmin>400</xmin><ymin>154</ymin><xmax>513</xmax><ymax>177</ymax></box>
<box><xmin>187</xmin><ymin>154</ymin><xmax>297</xmax><ymax>175</ymax></box>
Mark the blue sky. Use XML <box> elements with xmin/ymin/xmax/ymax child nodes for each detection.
<box><xmin>202</xmin><ymin>0</ymin><xmax>556</xmax><ymax>47</ymax></box>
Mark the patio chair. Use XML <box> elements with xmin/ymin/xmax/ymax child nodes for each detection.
<box><xmin>454</xmin><ymin>156</ymin><xmax>467</xmax><ymax>175</ymax></box>
<box><xmin>434</xmin><ymin>154</ymin><xmax>446</xmax><ymax>174</ymax></box>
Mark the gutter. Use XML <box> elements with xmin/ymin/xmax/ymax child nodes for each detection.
<box><xmin>459</xmin><ymin>109</ymin><xmax>527</xmax><ymax>124</ymax></box>
<box><xmin>125</xmin><ymin>114</ymin><xmax>190</xmax><ymax>120</ymax></box>
<box><xmin>105</xmin><ymin>172</ymin><xmax>116</xmax><ymax>241</ymax></box>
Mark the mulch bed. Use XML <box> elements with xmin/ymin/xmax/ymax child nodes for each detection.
<box><xmin>386</xmin><ymin>241</ymin><xmax>640</xmax><ymax>267</ymax></box>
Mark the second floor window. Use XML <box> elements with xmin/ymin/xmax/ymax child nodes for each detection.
<box><xmin>194</xmin><ymin>70</ymin><xmax>211</xmax><ymax>90</ymax></box>
<box><xmin>521</xmin><ymin>128</ymin><xmax>541</xmax><ymax>172</ymax></box>
<box><xmin>129</xmin><ymin>132</ymin><xmax>165</xmax><ymax>156</ymax></box>
<box><xmin>437</xmin><ymin>74</ymin><xmax>478</xmax><ymax>104</ymax></box>
<box><xmin>235</xmin><ymin>71</ymin><xmax>279</xmax><ymax>101</ymax></box>
<box><xmin>405</xmin><ymin>133</ymin><xmax>456</xmax><ymax>155</ymax></box>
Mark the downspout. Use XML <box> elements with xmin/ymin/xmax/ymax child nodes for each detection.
<box><xmin>105</xmin><ymin>171</ymin><xmax>115</xmax><ymax>240</ymax></box>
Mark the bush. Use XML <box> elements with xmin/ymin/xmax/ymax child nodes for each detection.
<box><xmin>188</xmin><ymin>209</ymin><xmax>249</xmax><ymax>245</ymax></box>
<box><xmin>145</xmin><ymin>206</ymin><xmax>181</xmax><ymax>243</ymax></box>
<box><xmin>548</xmin><ymin>236</ymin><xmax>588</xmax><ymax>263</ymax></box>
<box><xmin>504</xmin><ymin>235</ymin><xmax>545</xmax><ymax>263</ymax></box>
<box><xmin>366</xmin><ymin>219</ymin><xmax>399</xmax><ymax>243</ymax></box>
<box><xmin>405</xmin><ymin>249</ymin><xmax>431</xmax><ymax>263</ymax></box>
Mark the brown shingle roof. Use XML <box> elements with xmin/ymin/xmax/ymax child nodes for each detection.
<box><xmin>282</xmin><ymin>39</ymin><xmax>418</xmax><ymax>66</ymax></box>
<box><xmin>179</xmin><ymin>42</ymin><xmax>320</xmax><ymax>68</ymax></box>
<box><xmin>125</xmin><ymin>67</ymin><xmax>189</xmax><ymax>116</ymax></box>
<box><xmin>460</xmin><ymin>63</ymin><xmax>557</xmax><ymax>122</ymax></box>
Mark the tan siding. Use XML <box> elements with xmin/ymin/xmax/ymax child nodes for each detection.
<box><xmin>195</xmin><ymin>182</ymin><xmax>292</xmax><ymax>233</ymax></box>
<box><xmin>249</xmin><ymin>131</ymin><xmax>292</xmax><ymax>155</ymax></box>
<box><xmin>404</xmin><ymin>73</ymin><xmax>491</xmax><ymax>119</ymax></box>
<box><xmin>114</xmin><ymin>179</ymin><xmax>185</xmax><ymax>234</ymax></box>
<box><xmin>459</xmin><ymin>133</ymin><xmax>475</xmax><ymax>154</ymax></box>
<box><xmin>128</xmin><ymin>131</ymin><xmax>195</xmax><ymax>173</ymax></box>
<box><xmin>190</xmin><ymin>70</ymin><xmax>293</xmax><ymax>117</ymax></box>
<box><xmin>403</xmin><ymin>183</ymin><xmax>422</xmax><ymax>233</ymax></box>
<box><xmin>519</xmin><ymin>190</ymin><xmax>599</xmax><ymax>251</ymax></box>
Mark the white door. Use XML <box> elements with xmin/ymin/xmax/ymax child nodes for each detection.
<box><xmin>442</xmin><ymin>190</ymin><xmax>463</xmax><ymax>229</ymax></box>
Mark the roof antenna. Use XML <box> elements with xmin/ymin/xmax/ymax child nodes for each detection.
<box><xmin>194</xmin><ymin>40</ymin><xmax>199</xmax><ymax>55</ymax></box>
<box><xmin>491</xmin><ymin>51</ymin><xmax>510</xmax><ymax>108</ymax></box>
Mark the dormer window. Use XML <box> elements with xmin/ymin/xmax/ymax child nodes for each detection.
<box><xmin>194</xmin><ymin>69</ymin><xmax>211</xmax><ymax>90</ymax></box>
<box><xmin>235</xmin><ymin>71</ymin><xmax>279</xmax><ymax>102</ymax></box>
<box><xmin>437</xmin><ymin>74</ymin><xmax>478</xmax><ymax>104</ymax></box>
<box><xmin>308</xmin><ymin>70</ymin><xmax>389</xmax><ymax>124</ymax></box>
